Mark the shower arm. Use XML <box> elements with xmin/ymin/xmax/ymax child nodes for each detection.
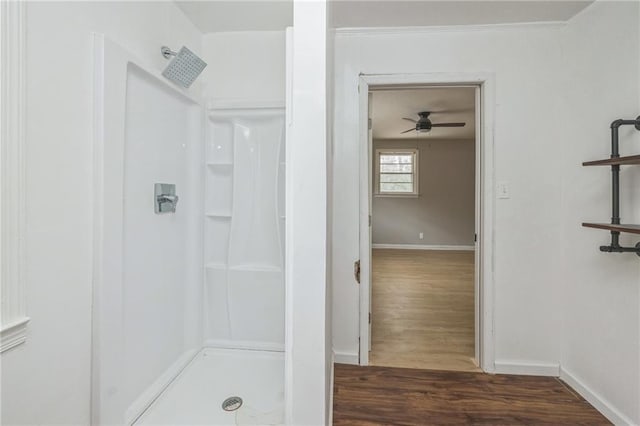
<box><xmin>161</xmin><ymin>46</ymin><xmax>177</xmax><ymax>59</ymax></box>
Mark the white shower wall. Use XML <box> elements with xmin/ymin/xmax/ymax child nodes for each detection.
<box><xmin>200</xmin><ymin>31</ymin><xmax>287</xmax><ymax>351</ymax></box>
<box><xmin>92</xmin><ymin>37</ymin><xmax>204</xmax><ymax>424</ymax></box>
<box><xmin>87</xmin><ymin>27</ymin><xmax>289</xmax><ymax>424</ymax></box>
<box><xmin>204</xmin><ymin>109</ymin><xmax>286</xmax><ymax>349</ymax></box>
<box><xmin>123</xmin><ymin>64</ymin><xmax>204</xmax><ymax>415</ymax></box>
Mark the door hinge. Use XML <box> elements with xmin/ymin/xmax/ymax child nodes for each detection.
<box><xmin>368</xmin><ymin>118</ymin><xmax>372</xmax><ymax>130</ymax></box>
<box><xmin>474</xmin><ymin>233</ymin><xmax>477</xmax><ymax>242</ymax></box>
<box><xmin>369</xmin><ymin>215</ymin><xmax>372</xmax><ymax>227</ymax></box>
<box><xmin>368</xmin><ymin>312</ymin><xmax>371</xmax><ymax>324</ymax></box>
<box><xmin>354</xmin><ymin>260</ymin><xmax>361</xmax><ymax>284</ymax></box>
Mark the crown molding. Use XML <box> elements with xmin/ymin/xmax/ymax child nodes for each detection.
<box><xmin>335</xmin><ymin>21</ymin><xmax>567</xmax><ymax>37</ymax></box>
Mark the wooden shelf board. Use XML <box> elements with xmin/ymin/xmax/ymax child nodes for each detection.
<box><xmin>583</xmin><ymin>155</ymin><xmax>640</xmax><ymax>166</ymax></box>
<box><xmin>582</xmin><ymin>223</ymin><xmax>640</xmax><ymax>234</ymax></box>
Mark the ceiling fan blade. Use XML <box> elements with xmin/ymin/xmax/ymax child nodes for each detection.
<box><xmin>431</xmin><ymin>122</ymin><xmax>466</xmax><ymax>127</ymax></box>
<box><xmin>400</xmin><ymin>128</ymin><xmax>415</xmax><ymax>134</ymax></box>
<box><xmin>402</xmin><ymin>118</ymin><xmax>418</xmax><ymax>123</ymax></box>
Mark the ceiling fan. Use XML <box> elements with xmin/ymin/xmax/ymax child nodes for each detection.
<box><xmin>401</xmin><ymin>111</ymin><xmax>466</xmax><ymax>134</ymax></box>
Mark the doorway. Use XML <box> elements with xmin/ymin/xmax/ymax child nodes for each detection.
<box><xmin>357</xmin><ymin>74</ymin><xmax>494</xmax><ymax>372</ymax></box>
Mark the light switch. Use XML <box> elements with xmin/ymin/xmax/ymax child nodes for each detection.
<box><xmin>497</xmin><ymin>181</ymin><xmax>510</xmax><ymax>199</ymax></box>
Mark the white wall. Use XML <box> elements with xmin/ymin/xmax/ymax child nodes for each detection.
<box><xmin>332</xmin><ymin>22</ymin><xmax>566</xmax><ymax>365</ymax></box>
<box><xmin>559</xmin><ymin>2</ymin><xmax>640</xmax><ymax>424</ymax></box>
<box><xmin>325</xmin><ymin>5</ymin><xmax>335</xmax><ymax>423</ymax></box>
<box><xmin>0</xmin><ymin>3</ymin><xmax>201</xmax><ymax>424</ymax></box>
<box><xmin>201</xmin><ymin>31</ymin><xmax>285</xmax><ymax>104</ymax></box>
<box><xmin>372</xmin><ymin>138</ymin><xmax>475</xmax><ymax>246</ymax></box>
<box><xmin>287</xmin><ymin>1</ymin><xmax>331</xmax><ymax>423</ymax></box>
<box><xmin>332</xmin><ymin>2</ymin><xmax>640</xmax><ymax>424</ymax></box>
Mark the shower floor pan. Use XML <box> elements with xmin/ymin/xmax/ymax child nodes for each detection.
<box><xmin>135</xmin><ymin>348</ymin><xmax>284</xmax><ymax>425</ymax></box>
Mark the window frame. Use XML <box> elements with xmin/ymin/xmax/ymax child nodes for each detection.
<box><xmin>374</xmin><ymin>148</ymin><xmax>419</xmax><ymax>197</ymax></box>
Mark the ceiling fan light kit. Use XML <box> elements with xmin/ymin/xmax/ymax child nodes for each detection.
<box><xmin>401</xmin><ymin>111</ymin><xmax>466</xmax><ymax>135</ymax></box>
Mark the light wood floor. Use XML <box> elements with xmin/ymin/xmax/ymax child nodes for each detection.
<box><xmin>370</xmin><ymin>249</ymin><xmax>479</xmax><ymax>372</ymax></box>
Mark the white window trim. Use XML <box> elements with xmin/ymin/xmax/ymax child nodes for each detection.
<box><xmin>374</xmin><ymin>148</ymin><xmax>419</xmax><ymax>197</ymax></box>
<box><xmin>1</xmin><ymin>0</ymin><xmax>29</xmax><ymax>353</ymax></box>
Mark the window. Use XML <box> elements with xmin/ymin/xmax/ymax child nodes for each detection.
<box><xmin>375</xmin><ymin>149</ymin><xmax>419</xmax><ymax>196</ymax></box>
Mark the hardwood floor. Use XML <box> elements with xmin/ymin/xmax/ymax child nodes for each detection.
<box><xmin>333</xmin><ymin>364</ymin><xmax>610</xmax><ymax>425</ymax></box>
<box><xmin>370</xmin><ymin>249</ymin><xmax>478</xmax><ymax>372</ymax></box>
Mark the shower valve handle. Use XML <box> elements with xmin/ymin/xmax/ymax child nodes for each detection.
<box><xmin>158</xmin><ymin>194</ymin><xmax>179</xmax><ymax>205</ymax></box>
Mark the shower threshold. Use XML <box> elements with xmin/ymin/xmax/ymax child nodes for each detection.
<box><xmin>134</xmin><ymin>348</ymin><xmax>284</xmax><ymax>425</ymax></box>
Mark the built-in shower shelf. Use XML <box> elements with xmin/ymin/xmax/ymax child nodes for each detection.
<box><xmin>205</xmin><ymin>263</ymin><xmax>227</xmax><ymax>270</ymax></box>
<box><xmin>228</xmin><ymin>265</ymin><xmax>282</xmax><ymax>273</ymax></box>
<box><xmin>206</xmin><ymin>212</ymin><xmax>232</xmax><ymax>218</ymax></box>
<box><xmin>207</xmin><ymin>162</ymin><xmax>234</xmax><ymax>168</ymax></box>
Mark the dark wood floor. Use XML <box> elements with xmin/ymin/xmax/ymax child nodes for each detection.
<box><xmin>333</xmin><ymin>364</ymin><xmax>610</xmax><ymax>425</ymax></box>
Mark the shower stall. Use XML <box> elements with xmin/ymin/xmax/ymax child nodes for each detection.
<box><xmin>92</xmin><ymin>34</ymin><xmax>287</xmax><ymax>425</ymax></box>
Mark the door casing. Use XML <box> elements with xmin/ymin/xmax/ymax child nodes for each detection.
<box><xmin>357</xmin><ymin>73</ymin><xmax>496</xmax><ymax>372</ymax></box>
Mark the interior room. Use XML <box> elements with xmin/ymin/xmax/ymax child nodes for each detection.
<box><xmin>1</xmin><ymin>1</ymin><xmax>639</xmax><ymax>425</ymax></box>
<box><xmin>368</xmin><ymin>87</ymin><xmax>478</xmax><ymax>372</ymax></box>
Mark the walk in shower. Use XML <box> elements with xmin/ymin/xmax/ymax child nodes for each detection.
<box><xmin>92</xmin><ymin>35</ymin><xmax>286</xmax><ymax>425</ymax></box>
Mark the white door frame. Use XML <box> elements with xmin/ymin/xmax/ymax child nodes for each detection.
<box><xmin>358</xmin><ymin>72</ymin><xmax>496</xmax><ymax>372</ymax></box>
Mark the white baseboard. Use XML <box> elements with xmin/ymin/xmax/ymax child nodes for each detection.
<box><xmin>494</xmin><ymin>360</ymin><xmax>560</xmax><ymax>376</ymax></box>
<box><xmin>333</xmin><ymin>351</ymin><xmax>359</xmax><ymax>365</ymax></box>
<box><xmin>560</xmin><ymin>366</ymin><xmax>635</xmax><ymax>426</ymax></box>
<box><xmin>372</xmin><ymin>243</ymin><xmax>475</xmax><ymax>251</ymax></box>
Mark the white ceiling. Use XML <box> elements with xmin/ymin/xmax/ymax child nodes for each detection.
<box><xmin>175</xmin><ymin>0</ymin><xmax>593</xmax><ymax>33</ymax></box>
<box><xmin>372</xmin><ymin>87</ymin><xmax>476</xmax><ymax>140</ymax></box>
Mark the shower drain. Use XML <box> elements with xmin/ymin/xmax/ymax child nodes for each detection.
<box><xmin>222</xmin><ymin>396</ymin><xmax>243</xmax><ymax>412</ymax></box>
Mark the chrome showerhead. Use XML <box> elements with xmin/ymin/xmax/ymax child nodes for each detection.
<box><xmin>160</xmin><ymin>45</ymin><xmax>207</xmax><ymax>89</ymax></box>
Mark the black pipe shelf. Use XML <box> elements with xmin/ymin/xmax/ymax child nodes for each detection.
<box><xmin>582</xmin><ymin>115</ymin><xmax>640</xmax><ymax>256</ymax></box>
<box><xmin>583</xmin><ymin>154</ymin><xmax>640</xmax><ymax>166</ymax></box>
<box><xmin>582</xmin><ymin>223</ymin><xmax>640</xmax><ymax>235</ymax></box>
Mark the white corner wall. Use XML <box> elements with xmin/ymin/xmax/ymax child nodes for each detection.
<box><xmin>326</xmin><ymin>5</ymin><xmax>336</xmax><ymax>423</ymax></box>
<box><xmin>0</xmin><ymin>3</ymin><xmax>201</xmax><ymax>424</ymax></box>
<box><xmin>201</xmin><ymin>31</ymin><xmax>285</xmax><ymax>104</ymax></box>
<box><xmin>560</xmin><ymin>2</ymin><xmax>640</xmax><ymax>424</ymax></box>
<box><xmin>287</xmin><ymin>1</ymin><xmax>331</xmax><ymax>424</ymax></box>
<box><xmin>332</xmin><ymin>22</ymin><xmax>567</xmax><ymax>366</ymax></box>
